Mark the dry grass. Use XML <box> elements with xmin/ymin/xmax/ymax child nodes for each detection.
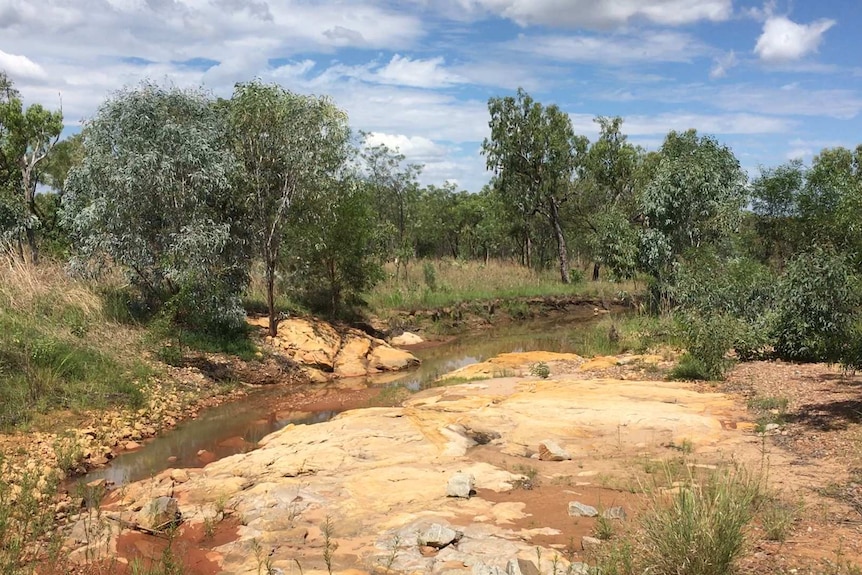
<box><xmin>367</xmin><ymin>258</ymin><xmax>640</xmax><ymax>312</ymax></box>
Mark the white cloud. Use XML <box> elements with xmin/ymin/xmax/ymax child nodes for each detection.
<box><xmin>457</xmin><ymin>0</ymin><xmax>732</xmax><ymax>28</ymax></box>
<box><xmin>595</xmin><ymin>112</ymin><xmax>793</xmax><ymax>136</ymax></box>
<box><xmin>373</xmin><ymin>55</ymin><xmax>465</xmax><ymax>89</ymax></box>
<box><xmin>363</xmin><ymin>132</ymin><xmax>450</xmax><ymax>162</ymax></box>
<box><xmin>0</xmin><ymin>49</ymin><xmax>47</xmax><ymax>80</ymax></box>
<box><xmin>512</xmin><ymin>30</ymin><xmax>708</xmax><ymax>65</ymax></box>
<box><xmin>710</xmin><ymin>50</ymin><xmax>738</xmax><ymax>79</ymax></box>
<box><xmin>754</xmin><ymin>15</ymin><xmax>835</xmax><ymax>63</ymax></box>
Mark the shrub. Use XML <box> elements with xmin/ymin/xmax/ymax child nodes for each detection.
<box><xmin>672</xmin><ymin>313</ymin><xmax>740</xmax><ymax>380</ymax></box>
<box><xmin>772</xmin><ymin>246</ymin><xmax>859</xmax><ymax>362</ymax></box>
<box><xmin>640</xmin><ymin>466</ymin><xmax>761</xmax><ymax>575</ymax></box>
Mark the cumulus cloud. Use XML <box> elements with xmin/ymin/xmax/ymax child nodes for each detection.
<box><xmin>373</xmin><ymin>55</ymin><xmax>465</xmax><ymax>89</ymax></box>
<box><xmin>754</xmin><ymin>15</ymin><xmax>835</xmax><ymax>62</ymax></box>
<box><xmin>456</xmin><ymin>0</ymin><xmax>732</xmax><ymax>28</ymax></box>
<box><xmin>0</xmin><ymin>49</ymin><xmax>47</xmax><ymax>80</ymax></box>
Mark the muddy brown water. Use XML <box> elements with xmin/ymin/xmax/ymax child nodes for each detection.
<box><xmin>83</xmin><ymin>315</ymin><xmax>604</xmax><ymax>487</ymax></box>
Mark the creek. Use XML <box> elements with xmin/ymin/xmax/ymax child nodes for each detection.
<box><xmin>83</xmin><ymin>314</ymin><xmax>603</xmax><ymax>487</ymax></box>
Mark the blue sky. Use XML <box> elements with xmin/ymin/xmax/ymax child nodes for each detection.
<box><xmin>1</xmin><ymin>0</ymin><xmax>859</xmax><ymax>191</ymax></box>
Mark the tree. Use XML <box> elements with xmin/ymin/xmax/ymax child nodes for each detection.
<box><xmin>228</xmin><ymin>81</ymin><xmax>350</xmax><ymax>336</ymax></box>
<box><xmin>580</xmin><ymin>116</ymin><xmax>642</xmax><ymax>280</ymax></box>
<box><xmin>639</xmin><ymin>129</ymin><xmax>747</xmax><ymax>290</ymax></box>
<box><xmin>483</xmin><ymin>88</ymin><xmax>588</xmax><ymax>283</ymax></box>
<box><xmin>0</xmin><ymin>76</ymin><xmax>63</xmax><ymax>263</ymax></box>
<box><xmin>750</xmin><ymin>160</ymin><xmax>805</xmax><ymax>265</ymax></box>
<box><xmin>286</xmin><ymin>176</ymin><xmax>384</xmax><ymax>315</ymax></box>
<box><xmin>63</xmin><ymin>82</ymin><xmax>248</xmax><ymax>331</ymax></box>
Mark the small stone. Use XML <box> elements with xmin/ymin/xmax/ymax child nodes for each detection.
<box><xmin>473</xmin><ymin>563</ymin><xmax>506</xmax><ymax>575</ymax></box>
<box><xmin>538</xmin><ymin>439</ymin><xmax>571</xmax><ymax>461</ymax></box>
<box><xmin>167</xmin><ymin>456</ymin><xmax>178</xmax><ymax>463</ymax></box>
<box><xmin>602</xmin><ymin>506</ymin><xmax>627</xmax><ymax>520</ymax></box>
<box><xmin>417</xmin><ymin>524</ymin><xmax>460</xmax><ymax>549</ymax></box>
<box><xmin>447</xmin><ymin>472</ymin><xmax>475</xmax><ymax>498</ymax></box>
<box><xmin>136</xmin><ymin>496</ymin><xmax>181</xmax><ymax>531</ymax></box>
<box><xmin>765</xmin><ymin>423</ymin><xmax>780</xmax><ymax>432</ymax></box>
<box><xmin>419</xmin><ymin>545</ymin><xmax>438</xmax><ymax>557</ymax></box>
<box><xmin>86</xmin><ymin>478</ymin><xmax>107</xmax><ymax>490</ymax></box>
<box><xmin>582</xmin><ymin>536</ymin><xmax>602</xmax><ymax>550</ymax></box>
<box><xmin>169</xmin><ymin>469</ymin><xmax>190</xmax><ymax>483</ymax></box>
<box><xmin>124</xmin><ymin>441</ymin><xmax>141</xmax><ymax>451</ymax></box>
<box><xmin>568</xmin><ymin>501</ymin><xmax>598</xmax><ymax>517</ymax></box>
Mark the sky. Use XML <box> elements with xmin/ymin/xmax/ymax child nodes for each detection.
<box><xmin>1</xmin><ymin>0</ymin><xmax>860</xmax><ymax>192</ymax></box>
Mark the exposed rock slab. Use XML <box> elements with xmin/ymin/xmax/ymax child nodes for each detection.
<box><xmin>90</xmin><ymin>355</ymin><xmax>758</xmax><ymax>575</ymax></box>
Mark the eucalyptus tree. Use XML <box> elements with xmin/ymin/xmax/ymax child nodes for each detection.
<box><xmin>63</xmin><ymin>81</ymin><xmax>248</xmax><ymax>330</ymax></box>
<box><xmin>0</xmin><ymin>76</ymin><xmax>63</xmax><ymax>263</ymax></box>
<box><xmin>750</xmin><ymin>159</ymin><xmax>805</xmax><ymax>265</ymax></box>
<box><xmin>483</xmin><ymin>88</ymin><xmax>588</xmax><ymax>283</ymax></box>
<box><xmin>228</xmin><ymin>81</ymin><xmax>350</xmax><ymax>336</ymax></box>
<box><xmin>640</xmin><ymin>129</ymin><xmax>747</xmax><ymax>294</ymax></box>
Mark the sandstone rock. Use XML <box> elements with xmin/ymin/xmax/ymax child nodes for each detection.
<box><xmin>275</xmin><ymin>318</ymin><xmax>342</xmax><ymax>370</ymax></box>
<box><xmin>579</xmin><ymin>355</ymin><xmax>620</xmax><ymax>371</ymax></box>
<box><xmin>473</xmin><ymin>563</ymin><xmax>506</xmax><ymax>575</ymax></box>
<box><xmin>418</xmin><ymin>524</ymin><xmax>460</xmax><ymax>549</ymax></box>
<box><xmin>602</xmin><ymin>506</ymin><xmax>627</xmax><ymax>520</ymax></box>
<box><xmin>137</xmin><ymin>496</ymin><xmax>181</xmax><ymax>531</ymax></box>
<box><xmin>170</xmin><ymin>469</ymin><xmax>190</xmax><ymax>483</ymax></box>
<box><xmin>568</xmin><ymin>501</ymin><xmax>598</xmax><ymax>517</ymax></box>
<box><xmin>334</xmin><ymin>335</ymin><xmax>372</xmax><ymax>378</ymax></box>
<box><xmin>369</xmin><ymin>345</ymin><xmax>420</xmax><ymax>372</ymax></box>
<box><xmin>507</xmin><ymin>559</ymin><xmax>540</xmax><ymax>575</ymax></box>
<box><xmin>124</xmin><ymin>441</ymin><xmax>141</xmax><ymax>451</ymax></box>
<box><xmin>447</xmin><ymin>472</ymin><xmax>475</xmax><ymax>498</ymax></box>
<box><xmin>582</xmin><ymin>535</ymin><xmax>602</xmax><ymax>550</ymax></box>
<box><xmin>538</xmin><ymin>439</ymin><xmax>571</xmax><ymax>461</ymax></box>
<box><xmin>391</xmin><ymin>331</ymin><xmax>423</xmax><ymax>346</ymax></box>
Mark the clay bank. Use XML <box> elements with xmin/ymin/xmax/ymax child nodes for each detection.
<box><xmin>68</xmin><ymin>351</ymin><xmax>780</xmax><ymax>575</ymax></box>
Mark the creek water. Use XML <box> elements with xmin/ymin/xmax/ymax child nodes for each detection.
<box><xmin>83</xmin><ymin>315</ymin><xmax>602</xmax><ymax>487</ymax></box>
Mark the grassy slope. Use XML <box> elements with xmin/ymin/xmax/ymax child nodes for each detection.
<box><xmin>0</xmin><ymin>260</ymin><xmax>152</xmax><ymax>430</ymax></box>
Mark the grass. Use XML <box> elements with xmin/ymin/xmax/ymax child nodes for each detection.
<box><xmin>367</xmin><ymin>258</ymin><xmax>639</xmax><ymax>312</ymax></box>
<box><xmin>570</xmin><ymin>314</ymin><xmax>676</xmax><ymax>359</ymax></box>
<box><xmin>0</xmin><ymin>258</ymin><xmax>151</xmax><ymax>429</ymax></box>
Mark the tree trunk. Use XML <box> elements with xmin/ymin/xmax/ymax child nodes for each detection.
<box><xmin>592</xmin><ymin>263</ymin><xmax>600</xmax><ymax>282</ymax></box>
<box><xmin>265</xmin><ymin>256</ymin><xmax>277</xmax><ymax>338</ymax></box>
<box><xmin>22</xmin><ymin>168</ymin><xmax>39</xmax><ymax>265</ymax></box>
<box><xmin>549</xmin><ymin>199</ymin><xmax>570</xmax><ymax>284</ymax></box>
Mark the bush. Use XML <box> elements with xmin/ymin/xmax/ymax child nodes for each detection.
<box><xmin>640</xmin><ymin>466</ymin><xmax>762</xmax><ymax>575</ymax></box>
<box><xmin>672</xmin><ymin>313</ymin><xmax>739</xmax><ymax>380</ymax></box>
<box><xmin>772</xmin><ymin>246</ymin><xmax>860</xmax><ymax>362</ymax></box>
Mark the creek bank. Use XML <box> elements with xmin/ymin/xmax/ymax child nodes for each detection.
<box><xmin>72</xmin><ymin>350</ymin><xmax>772</xmax><ymax>574</ymax></box>
<box><xmin>384</xmin><ymin>294</ymin><xmax>625</xmax><ymax>334</ymax></box>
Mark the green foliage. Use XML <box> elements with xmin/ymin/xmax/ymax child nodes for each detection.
<box><xmin>640</xmin><ymin>130</ymin><xmax>747</xmax><ymax>287</ymax></box>
<box><xmin>64</xmin><ymin>81</ymin><xmax>249</xmax><ymax>333</ymax></box>
<box><xmin>422</xmin><ymin>261</ymin><xmax>438</xmax><ymax>292</ymax></box>
<box><xmin>640</xmin><ymin>466</ymin><xmax>762</xmax><ymax>575</ymax></box>
<box><xmin>672</xmin><ymin>313</ymin><xmax>740</xmax><ymax>380</ymax></box>
<box><xmin>529</xmin><ymin>362</ymin><xmax>550</xmax><ymax>379</ymax></box>
<box><xmin>286</xmin><ymin>177</ymin><xmax>384</xmax><ymax>317</ymax></box>
<box><xmin>229</xmin><ymin>80</ymin><xmax>350</xmax><ymax>335</ymax></box>
<box><xmin>772</xmin><ymin>246</ymin><xmax>860</xmax><ymax>362</ymax></box>
<box><xmin>483</xmin><ymin>88</ymin><xmax>589</xmax><ymax>283</ymax></box>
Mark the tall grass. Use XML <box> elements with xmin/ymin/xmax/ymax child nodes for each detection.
<box><xmin>639</xmin><ymin>465</ymin><xmax>763</xmax><ymax>575</ymax></box>
<box><xmin>0</xmin><ymin>258</ymin><xmax>149</xmax><ymax>429</ymax></box>
<box><xmin>367</xmin><ymin>258</ymin><xmax>639</xmax><ymax>312</ymax></box>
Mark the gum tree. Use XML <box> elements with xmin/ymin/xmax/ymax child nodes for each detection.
<box><xmin>63</xmin><ymin>82</ymin><xmax>248</xmax><ymax>330</ymax></box>
<box><xmin>483</xmin><ymin>88</ymin><xmax>588</xmax><ymax>283</ymax></box>
<box><xmin>228</xmin><ymin>81</ymin><xmax>350</xmax><ymax>336</ymax></box>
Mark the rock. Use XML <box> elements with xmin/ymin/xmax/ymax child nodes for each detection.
<box><xmin>581</xmin><ymin>536</ymin><xmax>602</xmax><ymax>550</ymax></box>
<box><xmin>369</xmin><ymin>345</ymin><xmax>420</xmax><ymax>372</ymax></box>
<box><xmin>419</xmin><ymin>545</ymin><xmax>438</xmax><ymax>557</ymax></box>
<box><xmin>538</xmin><ymin>439</ymin><xmax>571</xmax><ymax>461</ymax></box>
<box><xmin>391</xmin><ymin>331</ymin><xmax>424</xmax><ymax>346</ymax></box>
<box><xmin>334</xmin><ymin>335</ymin><xmax>372</xmax><ymax>378</ymax></box>
<box><xmin>124</xmin><ymin>441</ymin><xmax>141</xmax><ymax>451</ymax></box>
<box><xmin>507</xmin><ymin>559</ymin><xmax>540</xmax><ymax>575</ymax></box>
<box><xmin>765</xmin><ymin>423</ymin><xmax>780</xmax><ymax>432</ymax></box>
<box><xmin>568</xmin><ymin>501</ymin><xmax>598</xmax><ymax>517</ymax></box>
<box><xmin>274</xmin><ymin>318</ymin><xmax>341</xmax><ymax>371</ymax></box>
<box><xmin>579</xmin><ymin>356</ymin><xmax>620</xmax><ymax>371</ymax></box>
<box><xmin>602</xmin><ymin>506</ymin><xmax>627</xmax><ymax>520</ymax></box>
<box><xmin>417</xmin><ymin>524</ymin><xmax>460</xmax><ymax>549</ymax></box>
<box><xmin>447</xmin><ymin>472</ymin><xmax>475</xmax><ymax>498</ymax></box>
<box><xmin>473</xmin><ymin>563</ymin><xmax>506</xmax><ymax>575</ymax></box>
<box><xmin>169</xmin><ymin>469</ymin><xmax>190</xmax><ymax>483</ymax></box>
<box><xmin>136</xmin><ymin>496</ymin><xmax>181</xmax><ymax>531</ymax></box>
<box><xmin>167</xmin><ymin>456</ymin><xmax>178</xmax><ymax>463</ymax></box>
